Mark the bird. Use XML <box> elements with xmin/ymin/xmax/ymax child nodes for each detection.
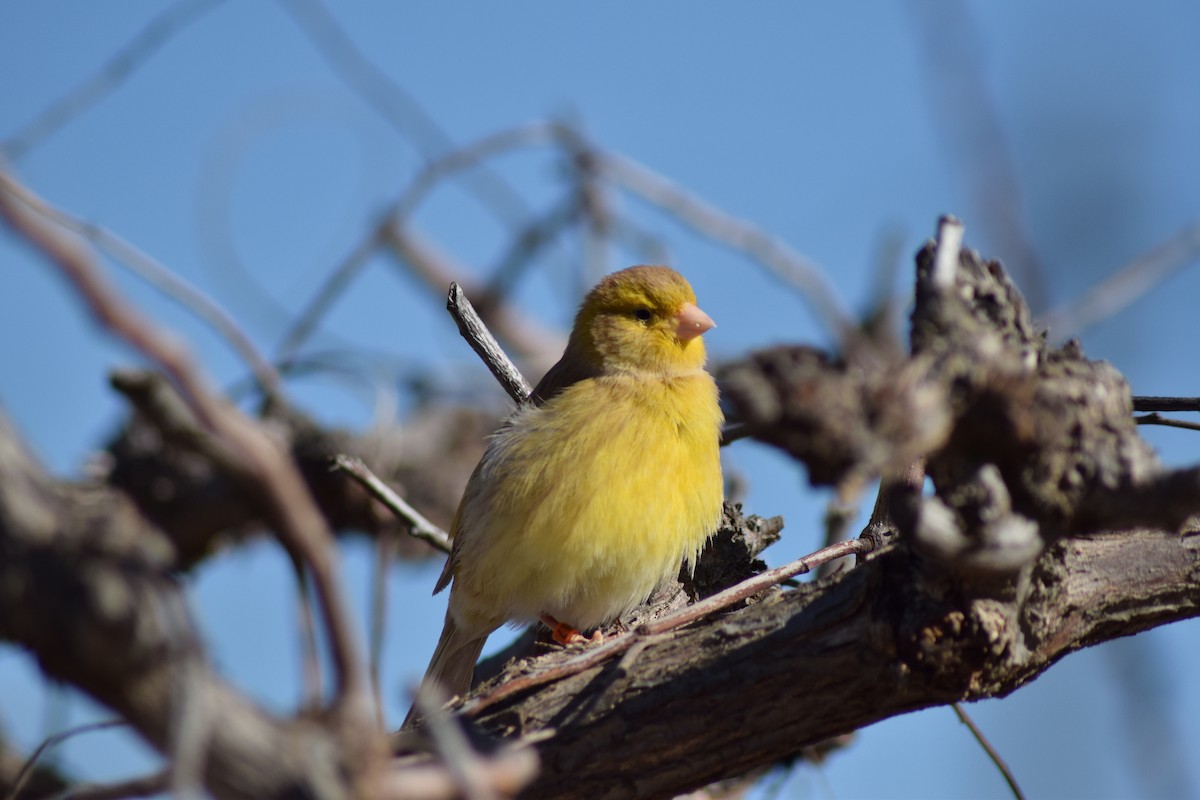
<box><xmin>405</xmin><ymin>265</ymin><xmax>723</xmax><ymax>724</ymax></box>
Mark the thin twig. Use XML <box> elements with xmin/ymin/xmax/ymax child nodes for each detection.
<box><xmin>330</xmin><ymin>455</ymin><xmax>451</xmax><ymax>553</ymax></box>
<box><xmin>1134</xmin><ymin>413</ymin><xmax>1200</xmax><ymax>432</ymax></box>
<box><xmin>4</xmin><ymin>720</ymin><xmax>126</xmax><ymax>800</ymax></box>
<box><xmin>1133</xmin><ymin>396</ymin><xmax>1200</xmax><ymax>413</ymax></box>
<box><xmin>1</xmin><ymin>0</ymin><xmax>225</xmax><ymax>160</ymax></box>
<box><xmin>951</xmin><ymin>703</ymin><xmax>1027</xmax><ymax>800</ymax></box>
<box><xmin>1040</xmin><ymin>219</ymin><xmax>1200</xmax><ymax>339</ymax></box>
<box><xmin>446</xmin><ymin>283</ymin><xmax>533</xmax><ymax>405</ymax></box>
<box><xmin>291</xmin><ymin>558</ymin><xmax>325</xmax><ymax>709</ymax></box>
<box><xmin>461</xmin><ymin>537</ymin><xmax>872</xmax><ymax>717</ymax></box>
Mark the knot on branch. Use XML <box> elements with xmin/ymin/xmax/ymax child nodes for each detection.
<box><xmin>911</xmin><ymin>243</ymin><xmax>1168</xmax><ymax>539</ymax></box>
<box><xmin>717</xmin><ymin>346</ymin><xmax>950</xmax><ymax>487</ymax></box>
<box><xmin>722</xmin><ymin>234</ymin><xmax>1197</xmax><ymax>586</ymax></box>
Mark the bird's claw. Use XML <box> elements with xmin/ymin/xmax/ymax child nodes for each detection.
<box><xmin>540</xmin><ymin>614</ymin><xmax>603</xmax><ymax>646</ymax></box>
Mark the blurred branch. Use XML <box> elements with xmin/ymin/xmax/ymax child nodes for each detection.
<box><xmin>1039</xmin><ymin>219</ymin><xmax>1200</xmax><ymax>338</ymax></box>
<box><xmin>383</xmin><ymin>223</ymin><xmax>567</xmax><ymax>366</ymax></box>
<box><xmin>0</xmin><ymin>170</ymin><xmax>282</xmax><ymax>401</ymax></box>
<box><xmin>593</xmin><ymin>146</ymin><xmax>854</xmax><ymax>344</ymax></box>
<box><xmin>0</xmin><ymin>407</ymin><xmax>526</xmax><ymax>799</ymax></box>
<box><xmin>907</xmin><ymin>0</ymin><xmax>1048</xmax><ymax>311</ymax></box>
<box><xmin>273</xmin><ymin>126</ymin><xmax>546</xmax><ymax>365</ymax></box>
<box><xmin>0</xmin><ymin>168</ymin><xmax>370</xmax><ymax>721</ymax></box>
<box><xmin>481</xmin><ymin>194</ymin><xmax>583</xmax><ymax>305</ymax></box>
<box><xmin>3</xmin><ymin>720</ymin><xmax>125</xmax><ymax>800</ymax></box>
<box><xmin>49</xmin><ymin>770</ymin><xmax>170</xmax><ymax>800</ymax></box>
<box><xmin>950</xmin><ymin>704</ymin><xmax>1026</xmax><ymax>800</ymax></box>
<box><xmin>280</xmin><ymin>0</ymin><xmax>531</xmax><ymax>227</ymax></box>
<box><xmin>1</xmin><ymin>0</ymin><xmax>225</xmax><ymax>161</ymax></box>
<box><xmin>281</xmin><ymin>118</ymin><xmax>851</xmax><ymax>370</ymax></box>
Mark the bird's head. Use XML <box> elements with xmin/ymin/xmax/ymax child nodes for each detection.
<box><xmin>568</xmin><ymin>265</ymin><xmax>715</xmax><ymax>376</ymax></box>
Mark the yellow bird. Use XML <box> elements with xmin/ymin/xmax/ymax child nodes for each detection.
<box><xmin>408</xmin><ymin>265</ymin><xmax>723</xmax><ymax>719</ymax></box>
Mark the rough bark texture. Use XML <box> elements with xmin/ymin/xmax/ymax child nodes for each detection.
<box><xmin>466</xmin><ymin>526</ymin><xmax>1198</xmax><ymax>799</ymax></box>
<box><xmin>0</xmin><ymin>414</ymin><xmax>375</xmax><ymax>800</ymax></box>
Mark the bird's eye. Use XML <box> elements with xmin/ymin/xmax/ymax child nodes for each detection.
<box><xmin>634</xmin><ymin>308</ymin><xmax>652</xmax><ymax>322</ymax></box>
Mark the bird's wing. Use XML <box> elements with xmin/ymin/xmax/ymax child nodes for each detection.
<box><xmin>527</xmin><ymin>350</ymin><xmax>601</xmax><ymax>406</ymax></box>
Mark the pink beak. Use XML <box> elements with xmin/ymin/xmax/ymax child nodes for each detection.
<box><xmin>675</xmin><ymin>302</ymin><xmax>716</xmax><ymax>342</ymax></box>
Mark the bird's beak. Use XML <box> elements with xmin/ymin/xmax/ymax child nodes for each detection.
<box><xmin>675</xmin><ymin>302</ymin><xmax>716</xmax><ymax>342</ymax></box>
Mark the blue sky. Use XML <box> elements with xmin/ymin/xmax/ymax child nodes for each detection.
<box><xmin>2</xmin><ymin>3</ymin><xmax>1199</xmax><ymax>798</ymax></box>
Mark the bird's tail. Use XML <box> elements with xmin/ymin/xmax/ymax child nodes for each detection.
<box><xmin>401</xmin><ymin>613</ymin><xmax>488</xmax><ymax>728</ymax></box>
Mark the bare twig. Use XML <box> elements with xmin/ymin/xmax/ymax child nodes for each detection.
<box><xmin>1134</xmin><ymin>413</ymin><xmax>1200</xmax><ymax>432</ymax></box>
<box><xmin>1</xmin><ymin>0</ymin><xmax>225</xmax><ymax>160</ymax></box>
<box><xmin>331</xmin><ymin>455</ymin><xmax>451</xmax><ymax>553</ymax></box>
<box><xmin>446</xmin><ymin>283</ymin><xmax>534</xmax><ymax>405</ymax></box>
<box><xmin>1040</xmin><ymin>219</ymin><xmax>1200</xmax><ymax>338</ymax></box>
<box><xmin>461</xmin><ymin>536</ymin><xmax>872</xmax><ymax>717</ymax></box>
<box><xmin>951</xmin><ymin>703</ymin><xmax>1026</xmax><ymax>800</ymax></box>
<box><xmin>1133</xmin><ymin>396</ymin><xmax>1200</xmax><ymax>413</ymax></box>
<box><xmin>0</xmin><ymin>169</ymin><xmax>372</xmax><ymax>721</ymax></box>
<box><xmin>291</xmin><ymin>559</ymin><xmax>325</xmax><ymax>709</ymax></box>
<box><xmin>932</xmin><ymin>215</ymin><xmax>965</xmax><ymax>290</ymax></box>
<box><xmin>4</xmin><ymin>720</ymin><xmax>126</xmax><ymax>800</ymax></box>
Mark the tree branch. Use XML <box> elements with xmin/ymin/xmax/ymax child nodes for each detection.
<box><xmin>467</xmin><ymin>525</ymin><xmax>1199</xmax><ymax>799</ymax></box>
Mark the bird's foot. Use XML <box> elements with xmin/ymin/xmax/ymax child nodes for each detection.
<box><xmin>540</xmin><ymin>614</ymin><xmax>603</xmax><ymax>646</ymax></box>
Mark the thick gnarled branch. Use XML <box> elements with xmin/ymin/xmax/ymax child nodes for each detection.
<box><xmin>465</xmin><ymin>525</ymin><xmax>1199</xmax><ymax>800</ymax></box>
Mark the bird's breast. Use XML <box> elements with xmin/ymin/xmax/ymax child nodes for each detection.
<box><xmin>451</xmin><ymin>371</ymin><xmax>724</xmax><ymax>631</ymax></box>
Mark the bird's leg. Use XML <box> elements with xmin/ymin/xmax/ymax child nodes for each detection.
<box><xmin>540</xmin><ymin>614</ymin><xmax>603</xmax><ymax>645</ymax></box>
